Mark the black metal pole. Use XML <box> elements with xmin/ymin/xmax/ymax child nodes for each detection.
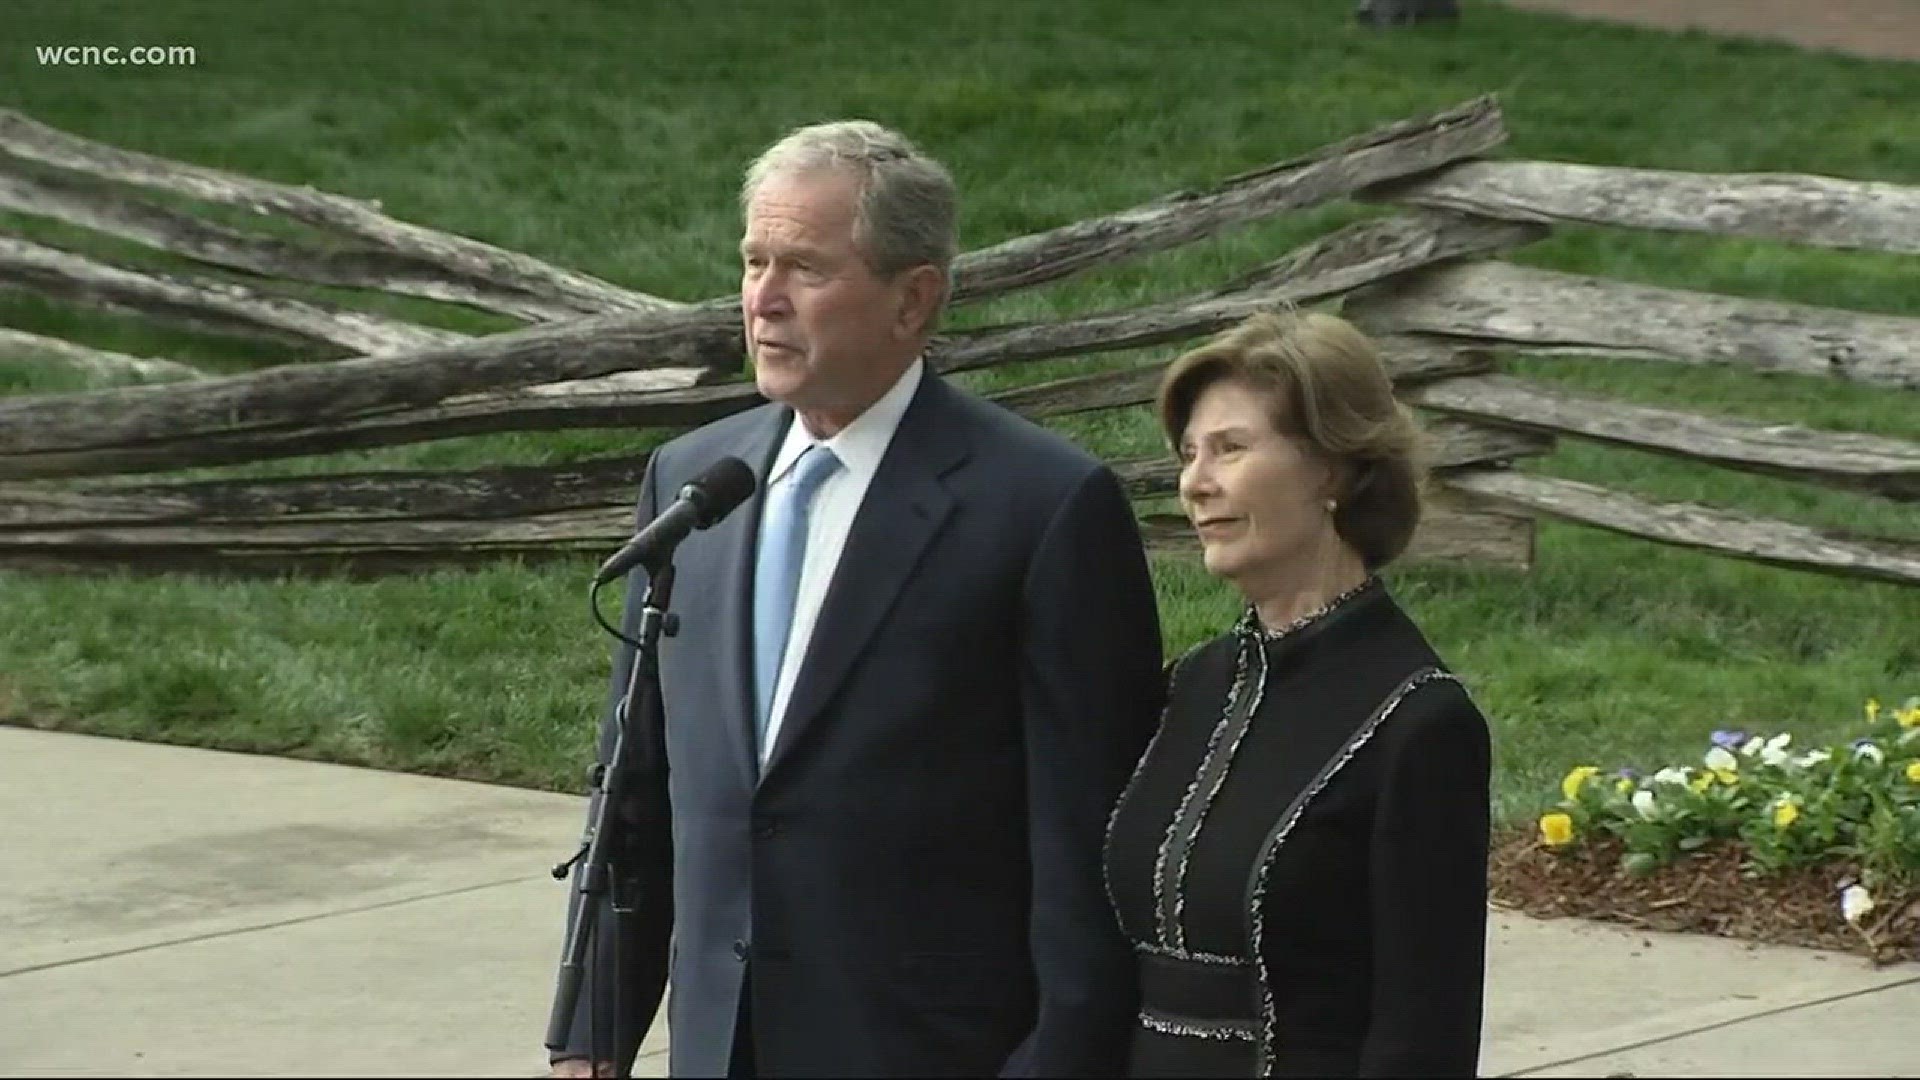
<box><xmin>544</xmin><ymin>561</ymin><xmax>677</xmax><ymax>1075</ymax></box>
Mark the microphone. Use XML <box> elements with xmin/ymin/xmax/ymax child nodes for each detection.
<box><xmin>593</xmin><ymin>456</ymin><xmax>757</xmax><ymax>584</ymax></box>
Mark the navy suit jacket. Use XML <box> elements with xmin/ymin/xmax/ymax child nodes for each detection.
<box><xmin>555</xmin><ymin>371</ymin><xmax>1165</xmax><ymax>1077</ymax></box>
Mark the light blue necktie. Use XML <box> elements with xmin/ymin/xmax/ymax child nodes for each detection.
<box><xmin>752</xmin><ymin>444</ymin><xmax>842</xmax><ymax>747</ymax></box>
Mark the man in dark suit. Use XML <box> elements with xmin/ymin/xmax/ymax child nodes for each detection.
<box><xmin>546</xmin><ymin>120</ymin><xmax>1165</xmax><ymax>1078</ymax></box>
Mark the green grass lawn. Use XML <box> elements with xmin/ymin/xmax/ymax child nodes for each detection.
<box><xmin>2</xmin><ymin>0</ymin><xmax>1916</xmax><ymax>823</ymax></box>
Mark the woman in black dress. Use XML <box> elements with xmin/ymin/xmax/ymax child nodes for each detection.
<box><xmin>1104</xmin><ymin>312</ymin><xmax>1492</xmax><ymax>1077</ymax></box>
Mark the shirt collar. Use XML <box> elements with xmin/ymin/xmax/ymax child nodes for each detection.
<box><xmin>1232</xmin><ymin>574</ymin><xmax>1383</xmax><ymax>648</ymax></box>
<box><xmin>769</xmin><ymin>357</ymin><xmax>925</xmax><ymax>487</ymax></box>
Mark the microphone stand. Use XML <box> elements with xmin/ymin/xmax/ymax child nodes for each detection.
<box><xmin>545</xmin><ymin>557</ymin><xmax>679</xmax><ymax>1077</ymax></box>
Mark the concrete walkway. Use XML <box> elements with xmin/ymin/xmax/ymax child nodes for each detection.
<box><xmin>3</xmin><ymin>727</ymin><xmax>1916</xmax><ymax>1078</ymax></box>
<box><xmin>1500</xmin><ymin>0</ymin><xmax>1920</xmax><ymax>63</ymax></box>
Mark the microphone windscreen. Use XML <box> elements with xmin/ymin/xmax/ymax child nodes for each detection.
<box><xmin>689</xmin><ymin>456</ymin><xmax>758</xmax><ymax>524</ymax></box>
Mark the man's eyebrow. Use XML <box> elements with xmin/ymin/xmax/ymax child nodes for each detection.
<box><xmin>739</xmin><ymin>240</ymin><xmax>829</xmax><ymax>260</ymax></box>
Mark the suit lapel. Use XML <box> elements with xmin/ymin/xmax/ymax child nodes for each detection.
<box><xmin>760</xmin><ymin>377</ymin><xmax>970</xmax><ymax>780</ymax></box>
<box><xmin>705</xmin><ymin>405</ymin><xmax>791</xmax><ymax>790</ymax></box>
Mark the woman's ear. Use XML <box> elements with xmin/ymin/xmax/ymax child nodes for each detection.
<box><xmin>1314</xmin><ymin>452</ymin><xmax>1352</xmax><ymax>507</ymax></box>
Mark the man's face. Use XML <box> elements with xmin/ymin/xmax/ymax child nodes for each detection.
<box><xmin>740</xmin><ymin>169</ymin><xmax>914</xmax><ymax>420</ymax></box>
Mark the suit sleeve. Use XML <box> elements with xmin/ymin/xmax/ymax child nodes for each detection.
<box><xmin>1002</xmin><ymin>464</ymin><xmax>1165</xmax><ymax>1077</ymax></box>
<box><xmin>1360</xmin><ymin>679</ymin><xmax>1492</xmax><ymax>1078</ymax></box>
<box><xmin>548</xmin><ymin>452</ymin><xmax>676</xmax><ymax>1072</ymax></box>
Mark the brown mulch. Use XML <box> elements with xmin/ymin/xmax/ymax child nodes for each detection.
<box><xmin>1488</xmin><ymin>828</ymin><xmax>1920</xmax><ymax>967</ymax></box>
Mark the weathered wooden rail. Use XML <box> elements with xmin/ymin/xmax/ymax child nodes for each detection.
<box><xmin>1</xmin><ymin>95</ymin><xmax>1913</xmax><ymax>584</ymax></box>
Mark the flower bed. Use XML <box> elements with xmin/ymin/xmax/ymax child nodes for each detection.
<box><xmin>1490</xmin><ymin>697</ymin><xmax>1920</xmax><ymax>965</ymax></box>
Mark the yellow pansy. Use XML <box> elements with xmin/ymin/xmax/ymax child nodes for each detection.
<box><xmin>1561</xmin><ymin>765</ymin><xmax>1601</xmax><ymax>802</ymax></box>
<box><xmin>1689</xmin><ymin>774</ymin><xmax>1712</xmax><ymax>794</ymax></box>
<box><xmin>1866</xmin><ymin>698</ymin><xmax>1881</xmax><ymax>724</ymax></box>
<box><xmin>1539</xmin><ymin>812</ymin><xmax>1575</xmax><ymax>847</ymax></box>
<box><xmin>1905</xmin><ymin>762</ymin><xmax>1920</xmax><ymax>784</ymax></box>
<box><xmin>1898</xmin><ymin>706</ymin><xmax>1920</xmax><ymax>730</ymax></box>
<box><xmin>1712</xmin><ymin>768</ymin><xmax>1739</xmax><ymax>785</ymax></box>
<box><xmin>1772</xmin><ymin>800</ymin><xmax>1801</xmax><ymax>829</ymax></box>
<box><xmin>1615</xmin><ymin>778</ymin><xmax>1634</xmax><ymax>795</ymax></box>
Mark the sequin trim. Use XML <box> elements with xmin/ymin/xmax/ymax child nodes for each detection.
<box><xmin>1103</xmin><ymin>641</ymin><xmax>1204</xmax><ymax>941</ymax></box>
<box><xmin>1168</xmin><ymin>639</ymin><xmax>1267</xmax><ymax>949</ymax></box>
<box><xmin>1246</xmin><ymin>668</ymin><xmax>1459</xmax><ymax>1076</ymax></box>
<box><xmin>1152</xmin><ymin>640</ymin><xmax>1249</xmax><ymax>949</ymax></box>
<box><xmin>1232</xmin><ymin>575</ymin><xmax>1380</xmax><ymax>644</ymax></box>
<box><xmin>1134</xmin><ymin>940</ymin><xmax>1250</xmax><ymax>966</ymax></box>
<box><xmin>1138</xmin><ymin>1010</ymin><xmax>1259</xmax><ymax>1042</ymax></box>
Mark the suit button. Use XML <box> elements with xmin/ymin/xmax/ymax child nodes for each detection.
<box><xmin>732</xmin><ymin>940</ymin><xmax>750</xmax><ymax>961</ymax></box>
<box><xmin>753</xmin><ymin>817</ymin><xmax>779</xmax><ymax>839</ymax></box>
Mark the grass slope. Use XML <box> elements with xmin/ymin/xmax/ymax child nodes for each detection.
<box><xmin>2</xmin><ymin>0</ymin><xmax>1916</xmax><ymax>821</ymax></box>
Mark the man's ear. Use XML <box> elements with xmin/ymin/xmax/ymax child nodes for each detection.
<box><xmin>893</xmin><ymin>265</ymin><xmax>947</xmax><ymax>339</ymax></box>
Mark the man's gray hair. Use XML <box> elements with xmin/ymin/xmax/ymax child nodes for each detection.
<box><xmin>742</xmin><ymin>120</ymin><xmax>959</xmax><ymax>283</ymax></box>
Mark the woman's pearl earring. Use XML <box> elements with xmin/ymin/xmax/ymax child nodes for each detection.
<box><xmin>1325</xmin><ymin>498</ymin><xmax>1338</xmax><ymax>514</ymax></box>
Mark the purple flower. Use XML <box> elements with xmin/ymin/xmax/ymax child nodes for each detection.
<box><xmin>1710</xmin><ymin>729</ymin><xmax>1748</xmax><ymax>749</ymax></box>
<box><xmin>1615</xmin><ymin>767</ymin><xmax>1640</xmax><ymax>779</ymax></box>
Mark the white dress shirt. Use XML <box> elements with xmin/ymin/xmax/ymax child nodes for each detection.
<box><xmin>756</xmin><ymin>358</ymin><xmax>924</xmax><ymax>765</ymax></box>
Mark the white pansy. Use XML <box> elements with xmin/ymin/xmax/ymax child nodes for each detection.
<box><xmin>1703</xmin><ymin>747</ymin><xmax>1739</xmax><ymax>773</ymax></box>
<box><xmin>1760</xmin><ymin>733</ymin><xmax>1793</xmax><ymax>767</ymax></box>
<box><xmin>1792</xmin><ymin>749</ymin><xmax>1831</xmax><ymax>769</ymax></box>
<box><xmin>1855</xmin><ymin>742</ymin><xmax>1886</xmax><ymax>765</ymax></box>
<box><xmin>1740</xmin><ymin>736</ymin><xmax>1765</xmax><ymax>758</ymax></box>
<box><xmin>1652</xmin><ymin>766</ymin><xmax>1692</xmax><ymax>786</ymax></box>
<box><xmin>1840</xmin><ymin>884</ymin><xmax>1875</xmax><ymax>925</ymax></box>
<box><xmin>1632</xmin><ymin>789</ymin><xmax>1659</xmax><ymax>820</ymax></box>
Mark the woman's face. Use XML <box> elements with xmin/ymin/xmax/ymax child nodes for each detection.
<box><xmin>1176</xmin><ymin>379</ymin><xmax>1339</xmax><ymax>589</ymax></box>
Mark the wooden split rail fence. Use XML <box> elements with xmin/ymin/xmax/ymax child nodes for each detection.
<box><xmin>0</xmin><ymin>96</ymin><xmax>1914</xmax><ymax>584</ymax></box>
